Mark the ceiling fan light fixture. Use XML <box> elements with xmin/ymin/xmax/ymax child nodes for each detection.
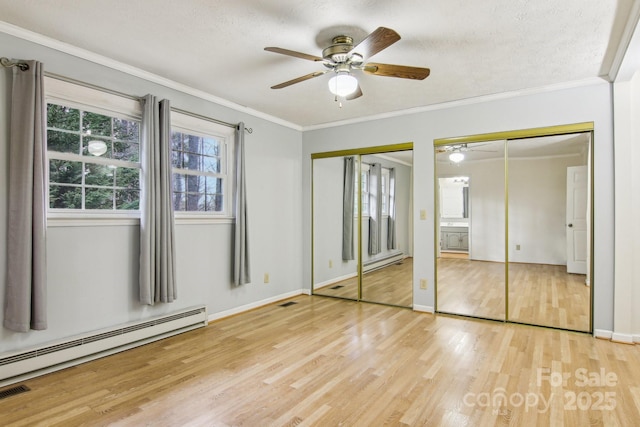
<box><xmin>449</xmin><ymin>152</ymin><xmax>464</xmax><ymax>163</ymax></box>
<box><xmin>328</xmin><ymin>71</ymin><xmax>358</xmax><ymax>97</ymax></box>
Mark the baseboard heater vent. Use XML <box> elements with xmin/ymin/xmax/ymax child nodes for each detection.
<box><xmin>0</xmin><ymin>306</ymin><xmax>207</xmax><ymax>387</ymax></box>
<box><xmin>363</xmin><ymin>252</ymin><xmax>404</xmax><ymax>273</ymax></box>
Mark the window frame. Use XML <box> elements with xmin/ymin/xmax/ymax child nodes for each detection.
<box><xmin>170</xmin><ymin>111</ymin><xmax>235</xmax><ymax>222</ymax></box>
<box><xmin>45</xmin><ymin>77</ymin><xmax>143</xmax><ymax>225</ymax></box>
<box><xmin>355</xmin><ymin>163</ymin><xmax>391</xmax><ymax>218</ymax></box>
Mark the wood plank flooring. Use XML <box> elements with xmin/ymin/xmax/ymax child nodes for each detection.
<box><xmin>1</xmin><ymin>296</ymin><xmax>638</xmax><ymax>426</ymax></box>
<box><xmin>437</xmin><ymin>258</ymin><xmax>590</xmax><ymax>331</ymax></box>
<box><xmin>314</xmin><ymin>258</ymin><xmax>413</xmax><ymax>307</ymax></box>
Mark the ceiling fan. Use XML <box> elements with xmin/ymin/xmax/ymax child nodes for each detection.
<box><xmin>264</xmin><ymin>27</ymin><xmax>430</xmax><ymax>100</ymax></box>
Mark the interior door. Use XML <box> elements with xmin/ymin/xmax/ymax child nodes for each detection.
<box><xmin>566</xmin><ymin>165</ymin><xmax>588</xmax><ymax>274</ymax></box>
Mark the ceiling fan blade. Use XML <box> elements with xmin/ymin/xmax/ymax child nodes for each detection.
<box><xmin>270</xmin><ymin>71</ymin><xmax>328</xmax><ymax>89</ymax></box>
<box><xmin>363</xmin><ymin>63</ymin><xmax>430</xmax><ymax>80</ymax></box>
<box><xmin>346</xmin><ymin>85</ymin><xmax>363</xmax><ymax>100</ymax></box>
<box><xmin>351</xmin><ymin>27</ymin><xmax>401</xmax><ymax>59</ymax></box>
<box><xmin>264</xmin><ymin>47</ymin><xmax>323</xmax><ymax>62</ymax></box>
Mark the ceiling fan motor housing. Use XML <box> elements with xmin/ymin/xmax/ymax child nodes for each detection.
<box><xmin>323</xmin><ymin>35</ymin><xmax>357</xmax><ymax>63</ymax></box>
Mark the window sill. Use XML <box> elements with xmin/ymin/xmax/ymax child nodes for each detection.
<box><xmin>47</xmin><ymin>213</ymin><xmax>140</xmax><ymax>227</ymax></box>
<box><xmin>175</xmin><ymin>216</ymin><xmax>234</xmax><ymax>225</ymax></box>
<box><xmin>47</xmin><ymin>213</ymin><xmax>235</xmax><ymax>227</ymax></box>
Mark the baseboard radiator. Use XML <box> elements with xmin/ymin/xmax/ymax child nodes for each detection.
<box><xmin>363</xmin><ymin>252</ymin><xmax>405</xmax><ymax>273</ymax></box>
<box><xmin>0</xmin><ymin>305</ymin><xmax>207</xmax><ymax>387</ymax></box>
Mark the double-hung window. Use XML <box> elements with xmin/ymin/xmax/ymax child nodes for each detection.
<box><xmin>354</xmin><ymin>163</ymin><xmax>391</xmax><ymax>217</ymax></box>
<box><xmin>45</xmin><ymin>78</ymin><xmax>142</xmax><ymax>215</ymax></box>
<box><xmin>171</xmin><ymin>112</ymin><xmax>234</xmax><ymax>218</ymax></box>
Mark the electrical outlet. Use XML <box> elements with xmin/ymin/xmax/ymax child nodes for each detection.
<box><xmin>420</xmin><ymin>279</ymin><xmax>428</xmax><ymax>290</ymax></box>
<box><xmin>329</xmin><ymin>259</ymin><xmax>333</xmax><ymax>268</ymax></box>
<box><xmin>420</xmin><ymin>209</ymin><xmax>427</xmax><ymax>220</ymax></box>
<box><xmin>264</xmin><ymin>273</ymin><xmax>270</xmax><ymax>283</ymax></box>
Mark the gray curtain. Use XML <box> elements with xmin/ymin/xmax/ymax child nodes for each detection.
<box><xmin>139</xmin><ymin>95</ymin><xmax>177</xmax><ymax>304</ymax></box>
<box><xmin>387</xmin><ymin>168</ymin><xmax>397</xmax><ymax>250</ymax></box>
<box><xmin>4</xmin><ymin>60</ymin><xmax>47</xmax><ymax>332</ymax></box>
<box><xmin>342</xmin><ymin>157</ymin><xmax>355</xmax><ymax>260</ymax></box>
<box><xmin>233</xmin><ymin>122</ymin><xmax>251</xmax><ymax>286</ymax></box>
<box><xmin>368</xmin><ymin>163</ymin><xmax>382</xmax><ymax>255</ymax></box>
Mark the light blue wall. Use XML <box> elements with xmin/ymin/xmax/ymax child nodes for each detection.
<box><xmin>0</xmin><ymin>32</ymin><xmax>303</xmax><ymax>352</ymax></box>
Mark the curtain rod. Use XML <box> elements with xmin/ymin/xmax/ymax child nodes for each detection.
<box><xmin>45</xmin><ymin>72</ymin><xmax>253</xmax><ymax>134</ymax></box>
<box><xmin>1</xmin><ymin>57</ymin><xmax>29</xmax><ymax>71</ymax></box>
<box><xmin>171</xmin><ymin>107</ymin><xmax>252</xmax><ymax>134</ymax></box>
<box><xmin>2</xmin><ymin>59</ymin><xmax>253</xmax><ymax>134</ymax></box>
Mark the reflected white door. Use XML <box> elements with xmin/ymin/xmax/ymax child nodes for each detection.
<box><xmin>566</xmin><ymin>166</ymin><xmax>588</xmax><ymax>274</ymax></box>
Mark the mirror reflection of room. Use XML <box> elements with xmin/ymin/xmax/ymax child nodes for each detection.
<box><xmin>434</xmin><ymin>133</ymin><xmax>592</xmax><ymax>332</ymax></box>
<box><xmin>435</xmin><ymin>140</ymin><xmax>506</xmax><ymax>321</ymax></box>
<box><xmin>438</xmin><ymin>176</ymin><xmax>469</xmax><ymax>258</ymax></box>
<box><xmin>312</xmin><ymin>150</ymin><xmax>413</xmax><ymax>308</ymax></box>
<box><xmin>360</xmin><ymin>153</ymin><xmax>413</xmax><ymax>307</ymax></box>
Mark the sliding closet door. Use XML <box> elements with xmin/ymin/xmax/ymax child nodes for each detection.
<box><xmin>312</xmin><ymin>155</ymin><xmax>359</xmax><ymax>300</ymax></box>
<box><xmin>360</xmin><ymin>151</ymin><xmax>413</xmax><ymax>308</ymax></box>
<box><xmin>435</xmin><ymin>141</ymin><xmax>506</xmax><ymax>320</ymax></box>
<box><xmin>507</xmin><ymin>133</ymin><xmax>592</xmax><ymax>331</ymax></box>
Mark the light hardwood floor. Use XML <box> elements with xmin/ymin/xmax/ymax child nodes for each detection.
<box><xmin>1</xmin><ymin>295</ymin><xmax>638</xmax><ymax>426</ymax></box>
<box><xmin>314</xmin><ymin>258</ymin><xmax>413</xmax><ymax>307</ymax></box>
<box><xmin>437</xmin><ymin>258</ymin><xmax>591</xmax><ymax>331</ymax></box>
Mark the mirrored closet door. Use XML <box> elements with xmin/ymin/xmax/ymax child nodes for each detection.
<box><xmin>312</xmin><ymin>146</ymin><xmax>413</xmax><ymax>308</ymax></box>
<box><xmin>435</xmin><ymin>140</ymin><xmax>506</xmax><ymax>321</ymax></box>
<box><xmin>312</xmin><ymin>155</ymin><xmax>359</xmax><ymax>300</ymax></box>
<box><xmin>434</xmin><ymin>124</ymin><xmax>593</xmax><ymax>333</ymax></box>
<box><xmin>507</xmin><ymin>133</ymin><xmax>592</xmax><ymax>331</ymax></box>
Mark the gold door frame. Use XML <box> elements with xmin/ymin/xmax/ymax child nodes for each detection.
<box><xmin>434</xmin><ymin>122</ymin><xmax>595</xmax><ymax>333</ymax></box>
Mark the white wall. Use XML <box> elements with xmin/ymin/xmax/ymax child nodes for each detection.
<box><xmin>613</xmin><ymin>69</ymin><xmax>640</xmax><ymax>342</ymax></box>
<box><xmin>0</xmin><ymin>32</ymin><xmax>303</xmax><ymax>353</ymax></box>
<box><xmin>303</xmin><ymin>82</ymin><xmax>614</xmax><ymax>330</ymax></box>
<box><xmin>508</xmin><ymin>155</ymin><xmax>585</xmax><ymax>265</ymax></box>
<box><xmin>611</xmin><ymin>14</ymin><xmax>640</xmax><ymax>342</ymax></box>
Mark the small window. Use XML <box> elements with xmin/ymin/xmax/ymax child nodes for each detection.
<box><xmin>171</xmin><ymin>112</ymin><xmax>234</xmax><ymax>217</ymax></box>
<box><xmin>46</xmin><ymin>104</ymin><xmax>141</xmax><ymax>211</ymax></box>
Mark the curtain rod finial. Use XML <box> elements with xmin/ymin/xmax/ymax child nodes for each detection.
<box><xmin>1</xmin><ymin>57</ymin><xmax>29</xmax><ymax>71</ymax></box>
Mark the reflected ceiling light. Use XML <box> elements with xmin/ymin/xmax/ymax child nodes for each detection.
<box><xmin>328</xmin><ymin>71</ymin><xmax>358</xmax><ymax>97</ymax></box>
<box><xmin>87</xmin><ymin>140</ymin><xmax>108</xmax><ymax>156</ymax></box>
<box><xmin>449</xmin><ymin>152</ymin><xmax>464</xmax><ymax>163</ymax></box>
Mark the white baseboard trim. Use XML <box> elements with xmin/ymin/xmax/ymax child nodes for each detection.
<box><xmin>594</xmin><ymin>329</ymin><xmax>613</xmax><ymax>339</ymax></box>
<box><xmin>611</xmin><ymin>332</ymin><xmax>635</xmax><ymax>344</ymax></box>
<box><xmin>413</xmin><ymin>305</ymin><xmax>434</xmax><ymax>313</ymax></box>
<box><xmin>314</xmin><ymin>273</ymin><xmax>358</xmax><ymax>290</ymax></box>
<box><xmin>207</xmin><ymin>289</ymin><xmax>304</xmax><ymax>322</ymax></box>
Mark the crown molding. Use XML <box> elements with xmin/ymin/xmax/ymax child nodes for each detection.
<box><xmin>302</xmin><ymin>77</ymin><xmax>608</xmax><ymax>131</ymax></box>
<box><xmin>606</xmin><ymin>0</ymin><xmax>640</xmax><ymax>82</ymax></box>
<box><xmin>0</xmin><ymin>20</ymin><xmax>302</xmax><ymax>132</ymax></box>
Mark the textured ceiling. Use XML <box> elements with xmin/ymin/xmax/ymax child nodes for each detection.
<box><xmin>0</xmin><ymin>0</ymin><xmax>636</xmax><ymax>128</ymax></box>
